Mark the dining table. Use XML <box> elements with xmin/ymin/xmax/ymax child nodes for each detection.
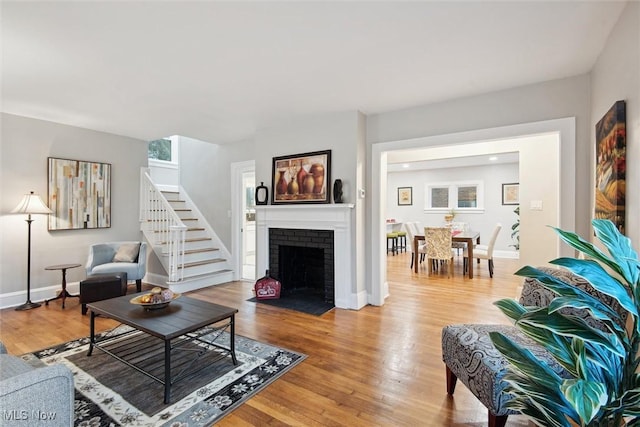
<box><xmin>413</xmin><ymin>230</ymin><xmax>481</xmax><ymax>278</ymax></box>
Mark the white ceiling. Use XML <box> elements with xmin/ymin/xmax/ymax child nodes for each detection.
<box><xmin>1</xmin><ymin>1</ymin><xmax>626</xmax><ymax>145</ymax></box>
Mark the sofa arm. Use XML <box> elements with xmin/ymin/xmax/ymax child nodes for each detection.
<box><xmin>0</xmin><ymin>364</ymin><xmax>74</xmax><ymax>426</ymax></box>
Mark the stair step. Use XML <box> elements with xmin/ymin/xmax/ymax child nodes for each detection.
<box><xmin>154</xmin><ymin>227</ymin><xmax>204</xmax><ymax>233</ymax></box>
<box><xmin>184</xmin><ymin>248</ymin><xmax>219</xmax><ymax>255</ymax></box>
<box><xmin>179</xmin><ymin>259</ymin><xmax>226</xmax><ymax>269</ymax></box>
<box><xmin>147</xmin><ymin>217</ymin><xmax>198</xmax><ymax>222</ymax></box>
<box><xmin>160</xmin><ymin>237</ymin><xmax>212</xmax><ymax>244</ymax></box>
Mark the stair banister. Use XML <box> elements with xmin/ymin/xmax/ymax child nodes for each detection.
<box><xmin>140</xmin><ymin>169</ymin><xmax>187</xmax><ymax>282</ymax></box>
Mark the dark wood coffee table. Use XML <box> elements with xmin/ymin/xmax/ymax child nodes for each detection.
<box><xmin>87</xmin><ymin>293</ymin><xmax>238</xmax><ymax>403</ymax></box>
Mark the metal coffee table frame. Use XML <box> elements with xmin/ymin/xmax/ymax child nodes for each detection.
<box><xmin>87</xmin><ymin>293</ymin><xmax>239</xmax><ymax>404</ymax></box>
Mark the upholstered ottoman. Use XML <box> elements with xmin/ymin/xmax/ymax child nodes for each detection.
<box><xmin>442</xmin><ymin>324</ymin><xmax>566</xmax><ymax>426</ymax></box>
<box><xmin>79</xmin><ymin>272</ymin><xmax>128</xmax><ymax>315</ymax></box>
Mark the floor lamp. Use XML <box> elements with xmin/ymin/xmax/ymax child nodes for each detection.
<box><xmin>12</xmin><ymin>191</ymin><xmax>53</xmax><ymax>311</ymax></box>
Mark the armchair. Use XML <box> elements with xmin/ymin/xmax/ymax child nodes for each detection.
<box><xmin>0</xmin><ymin>341</ymin><xmax>74</xmax><ymax>426</ymax></box>
<box><xmin>86</xmin><ymin>241</ymin><xmax>147</xmax><ymax>292</ymax></box>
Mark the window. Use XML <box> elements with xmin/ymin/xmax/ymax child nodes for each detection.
<box><xmin>148</xmin><ymin>135</ymin><xmax>179</xmax><ymax>168</ymax></box>
<box><xmin>425</xmin><ymin>181</ymin><xmax>484</xmax><ymax>212</ymax></box>
<box><xmin>148</xmin><ymin>139</ymin><xmax>172</xmax><ymax>162</ymax></box>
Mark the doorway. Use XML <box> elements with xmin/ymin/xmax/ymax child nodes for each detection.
<box><xmin>369</xmin><ymin>118</ymin><xmax>576</xmax><ymax>306</ymax></box>
<box><xmin>230</xmin><ymin>160</ymin><xmax>256</xmax><ymax>282</ymax></box>
<box><xmin>242</xmin><ymin>170</ymin><xmax>256</xmax><ymax>280</ymax></box>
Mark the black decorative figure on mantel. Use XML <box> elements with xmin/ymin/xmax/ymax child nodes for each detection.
<box><xmin>333</xmin><ymin>179</ymin><xmax>343</xmax><ymax>203</ymax></box>
<box><xmin>255</xmin><ymin>182</ymin><xmax>269</xmax><ymax>205</ymax></box>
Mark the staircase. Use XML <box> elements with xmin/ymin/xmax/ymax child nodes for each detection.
<box><xmin>140</xmin><ymin>170</ymin><xmax>234</xmax><ymax>293</ymax></box>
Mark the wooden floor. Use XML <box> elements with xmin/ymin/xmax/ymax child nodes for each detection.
<box><xmin>0</xmin><ymin>252</ymin><xmax>533</xmax><ymax>426</ymax></box>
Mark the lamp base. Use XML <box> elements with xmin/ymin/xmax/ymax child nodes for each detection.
<box><xmin>15</xmin><ymin>300</ymin><xmax>42</xmax><ymax>311</ymax></box>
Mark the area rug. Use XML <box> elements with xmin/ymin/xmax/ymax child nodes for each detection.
<box><xmin>22</xmin><ymin>326</ymin><xmax>306</xmax><ymax>426</ymax></box>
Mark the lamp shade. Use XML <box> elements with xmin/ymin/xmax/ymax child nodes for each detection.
<box><xmin>12</xmin><ymin>191</ymin><xmax>53</xmax><ymax>215</ymax></box>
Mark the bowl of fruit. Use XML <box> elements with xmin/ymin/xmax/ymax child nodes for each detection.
<box><xmin>130</xmin><ymin>287</ymin><xmax>180</xmax><ymax>310</ymax></box>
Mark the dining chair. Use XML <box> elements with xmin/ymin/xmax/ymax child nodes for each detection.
<box><xmin>449</xmin><ymin>221</ymin><xmax>467</xmax><ymax>255</ymax></box>
<box><xmin>463</xmin><ymin>223</ymin><xmax>502</xmax><ymax>278</ymax></box>
<box><xmin>424</xmin><ymin>227</ymin><xmax>455</xmax><ymax>278</ymax></box>
<box><xmin>403</xmin><ymin>223</ymin><xmax>426</xmax><ymax>269</ymax></box>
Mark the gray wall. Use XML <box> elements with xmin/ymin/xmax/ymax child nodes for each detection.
<box><xmin>1</xmin><ymin>113</ymin><xmax>148</xmax><ymax>300</ymax></box>
<box><xmin>366</xmin><ymin>74</ymin><xmax>592</xmax><ymax>243</ymax></box>
<box><xmin>590</xmin><ymin>0</ymin><xmax>639</xmax><ymax>248</ymax></box>
<box><xmin>179</xmin><ymin>136</ymin><xmax>255</xmax><ymax>249</ymax></box>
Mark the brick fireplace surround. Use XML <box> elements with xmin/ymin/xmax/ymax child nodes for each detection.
<box><xmin>255</xmin><ymin>204</ymin><xmax>358</xmax><ymax>309</ymax></box>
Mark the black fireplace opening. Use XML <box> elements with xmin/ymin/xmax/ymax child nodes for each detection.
<box><xmin>279</xmin><ymin>245</ymin><xmax>325</xmax><ymax>297</ymax></box>
<box><xmin>267</xmin><ymin>228</ymin><xmax>335</xmax><ymax>313</ymax></box>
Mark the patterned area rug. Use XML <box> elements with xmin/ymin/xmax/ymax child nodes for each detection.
<box><xmin>22</xmin><ymin>326</ymin><xmax>306</xmax><ymax>426</ymax></box>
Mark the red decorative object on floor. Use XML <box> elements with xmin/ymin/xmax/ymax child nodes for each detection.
<box><xmin>254</xmin><ymin>271</ymin><xmax>281</xmax><ymax>300</ymax></box>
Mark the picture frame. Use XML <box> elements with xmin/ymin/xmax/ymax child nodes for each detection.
<box><xmin>271</xmin><ymin>150</ymin><xmax>331</xmax><ymax>204</ymax></box>
<box><xmin>48</xmin><ymin>157</ymin><xmax>111</xmax><ymax>230</ymax></box>
<box><xmin>397</xmin><ymin>187</ymin><xmax>412</xmax><ymax>206</ymax></box>
<box><xmin>595</xmin><ymin>100</ymin><xmax>626</xmax><ymax>234</ymax></box>
<box><xmin>502</xmin><ymin>183</ymin><xmax>519</xmax><ymax>205</ymax></box>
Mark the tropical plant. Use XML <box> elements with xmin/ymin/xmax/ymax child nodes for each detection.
<box><xmin>489</xmin><ymin>219</ymin><xmax>640</xmax><ymax>426</ymax></box>
<box><xmin>510</xmin><ymin>206</ymin><xmax>520</xmax><ymax>250</ymax></box>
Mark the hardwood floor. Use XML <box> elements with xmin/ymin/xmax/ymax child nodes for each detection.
<box><xmin>0</xmin><ymin>253</ymin><xmax>533</xmax><ymax>426</ymax></box>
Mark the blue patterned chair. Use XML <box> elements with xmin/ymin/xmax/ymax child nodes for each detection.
<box><xmin>441</xmin><ymin>267</ymin><xmax>627</xmax><ymax>427</ymax></box>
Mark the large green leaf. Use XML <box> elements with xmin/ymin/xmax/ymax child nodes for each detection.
<box><xmin>550</xmin><ymin>257</ymin><xmax>637</xmax><ymax>318</ymax></box>
<box><xmin>560</xmin><ymin>379</ymin><xmax>607</xmax><ymax>423</ymax></box>
<box><xmin>592</xmin><ymin>219</ymin><xmax>640</xmax><ymax>286</ymax></box>
<box><xmin>517</xmin><ymin>309</ymin><xmax>625</xmax><ymax>357</ymax></box>
<box><xmin>494</xmin><ymin>298</ymin><xmax>528</xmax><ymax>322</ymax></box>
<box><xmin>489</xmin><ymin>332</ymin><xmax>564</xmax><ymax>385</ymax></box>
<box><xmin>547</xmin><ymin>297</ymin><xmax>628</xmax><ymax>339</ymax></box>
<box><xmin>515</xmin><ymin>266</ymin><xmax>626</xmax><ymax>331</ymax></box>
<box><xmin>514</xmin><ymin>321</ymin><xmax>579</xmax><ymax>375</ymax></box>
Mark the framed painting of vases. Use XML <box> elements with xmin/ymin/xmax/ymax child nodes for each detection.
<box><xmin>271</xmin><ymin>150</ymin><xmax>331</xmax><ymax>204</ymax></box>
<box><xmin>595</xmin><ymin>100</ymin><xmax>626</xmax><ymax>234</ymax></box>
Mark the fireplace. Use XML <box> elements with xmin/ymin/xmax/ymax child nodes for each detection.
<box><xmin>255</xmin><ymin>204</ymin><xmax>360</xmax><ymax>309</ymax></box>
<box><xmin>268</xmin><ymin>228</ymin><xmax>334</xmax><ymax>303</ymax></box>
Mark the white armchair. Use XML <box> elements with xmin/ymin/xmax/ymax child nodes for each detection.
<box><xmin>86</xmin><ymin>241</ymin><xmax>147</xmax><ymax>292</ymax></box>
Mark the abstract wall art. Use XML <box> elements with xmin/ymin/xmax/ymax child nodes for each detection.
<box><xmin>48</xmin><ymin>157</ymin><xmax>111</xmax><ymax>230</ymax></box>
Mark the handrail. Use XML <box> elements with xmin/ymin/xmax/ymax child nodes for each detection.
<box><xmin>140</xmin><ymin>169</ymin><xmax>186</xmax><ymax>282</ymax></box>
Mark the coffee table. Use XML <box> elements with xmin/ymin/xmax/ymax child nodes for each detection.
<box><xmin>87</xmin><ymin>293</ymin><xmax>238</xmax><ymax>403</ymax></box>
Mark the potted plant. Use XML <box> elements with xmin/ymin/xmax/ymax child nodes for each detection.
<box><xmin>510</xmin><ymin>206</ymin><xmax>520</xmax><ymax>250</ymax></box>
<box><xmin>444</xmin><ymin>208</ymin><xmax>456</xmax><ymax>223</ymax></box>
<box><xmin>489</xmin><ymin>219</ymin><xmax>639</xmax><ymax>426</ymax></box>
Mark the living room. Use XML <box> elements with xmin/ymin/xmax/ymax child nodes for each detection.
<box><xmin>1</xmin><ymin>1</ymin><xmax>639</xmax><ymax>425</ymax></box>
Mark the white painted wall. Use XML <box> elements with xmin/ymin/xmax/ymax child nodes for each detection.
<box><xmin>179</xmin><ymin>136</ymin><xmax>255</xmax><ymax>250</ymax></box>
<box><xmin>253</xmin><ymin>111</ymin><xmax>365</xmax><ymax>296</ymax></box>
<box><xmin>367</xmin><ymin>75</ymin><xmax>591</xmax><ymax>240</ymax></box>
<box><xmin>387</xmin><ymin>162</ymin><xmax>519</xmax><ymax>253</ymax></box>
<box><xmin>0</xmin><ymin>113</ymin><xmax>148</xmax><ymax>304</ymax></box>
<box><xmin>590</xmin><ymin>1</ymin><xmax>639</xmax><ymax>248</ymax></box>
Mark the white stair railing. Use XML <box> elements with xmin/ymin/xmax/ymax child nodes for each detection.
<box><xmin>140</xmin><ymin>169</ymin><xmax>186</xmax><ymax>282</ymax></box>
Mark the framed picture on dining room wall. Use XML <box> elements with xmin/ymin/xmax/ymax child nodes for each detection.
<box><xmin>397</xmin><ymin>187</ymin><xmax>412</xmax><ymax>206</ymax></box>
<box><xmin>501</xmin><ymin>183</ymin><xmax>519</xmax><ymax>205</ymax></box>
<box><xmin>271</xmin><ymin>150</ymin><xmax>331</xmax><ymax>204</ymax></box>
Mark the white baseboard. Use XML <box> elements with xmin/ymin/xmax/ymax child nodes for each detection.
<box><xmin>0</xmin><ymin>282</ymin><xmax>81</xmax><ymax>310</ymax></box>
<box><xmin>494</xmin><ymin>250</ymin><xmax>519</xmax><ymax>259</ymax></box>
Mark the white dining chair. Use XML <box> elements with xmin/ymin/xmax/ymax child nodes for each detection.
<box><xmin>463</xmin><ymin>223</ymin><xmax>501</xmax><ymax>278</ymax></box>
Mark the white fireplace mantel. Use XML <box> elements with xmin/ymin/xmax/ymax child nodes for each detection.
<box><xmin>255</xmin><ymin>204</ymin><xmax>358</xmax><ymax>309</ymax></box>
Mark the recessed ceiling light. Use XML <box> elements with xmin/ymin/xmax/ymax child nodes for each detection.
<box><xmin>489</xmin><ymin>156</ymin><xmax>498</xmax><ymax>161</ymax></box>
<box><xmin>402</xmin><ymin>164</ymin><xmax>410</xmax><ymax>168</ymax></box>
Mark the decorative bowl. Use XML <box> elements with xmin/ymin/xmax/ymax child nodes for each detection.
<box><xmin>130</xmin><ymin>292</ymin><xmax>181</xmax><ymax>310</ymax></box>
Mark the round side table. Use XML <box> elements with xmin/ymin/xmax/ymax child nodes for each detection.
<box><xmin>45</xmin><ymin>263</ymin><xmax>81</xmax><ymax>309</ymax></box>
